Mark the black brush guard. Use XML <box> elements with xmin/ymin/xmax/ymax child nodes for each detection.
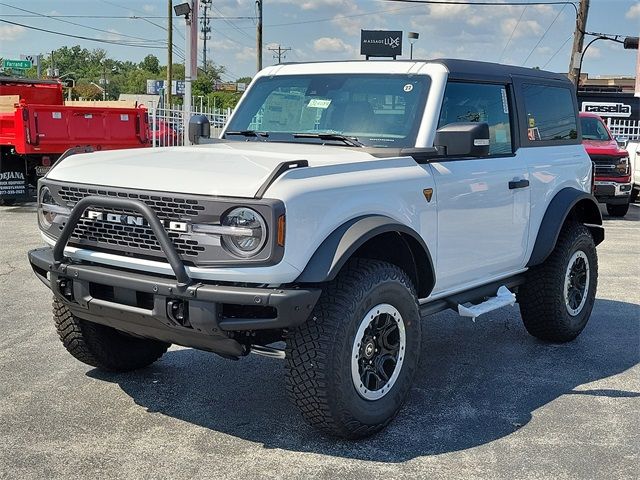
<box><xmin>29</xmin><ymin>196</ymin><xmax>320</xmax><ymax>357</ymax></box>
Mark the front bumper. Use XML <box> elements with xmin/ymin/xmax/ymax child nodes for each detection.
<box><xmin>594</xmin><ymin>180</ymin><xmax>632</xmax><ymax>204</ymax></box>
<box><xmin>29</xmin><ymin>247</ymin><xmax>320</xmax><ymax>357</ymax></box>
<box><xmin>28</xmin><ymin>194</ymin><xmax>320</xmax><ymax>358</ymax></box>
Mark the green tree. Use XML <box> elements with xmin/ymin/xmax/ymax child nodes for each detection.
<box><xmin>139</xmin><ymin>54</ymin><xmax>160</xmax><ymax>74</ymax></box>
<box><xmin>73</xmin><ymin>83</ymin><xmax>103</xmax><ymax>100</ymax></box>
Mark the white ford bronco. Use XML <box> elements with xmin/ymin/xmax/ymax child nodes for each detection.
<box><xmin>29</xmin><ymin>59</ymin><xmax>604</xmax><ymax>439</ymax></box>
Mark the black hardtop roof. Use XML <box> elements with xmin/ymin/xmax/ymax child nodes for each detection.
<box><xmin>276</xmin><ymin>58</ymin><xmax>570</xmax><ymax>84</ymax></box>
<box><xmin>431</xmin><ymin>58</ymin><xmax>570</xmax><ymax>83</ymax></box>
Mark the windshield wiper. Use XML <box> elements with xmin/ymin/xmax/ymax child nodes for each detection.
<box><xmin>225</xmin><ymin>130</ymin><xmax>270</xmax><ymax>140</ymax></box>
<box><xmin>292</xmin><ymin>133</ymin><xmax>363</xmax><ymax>147</ymax></box>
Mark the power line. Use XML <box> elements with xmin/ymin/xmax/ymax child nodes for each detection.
<box><xmin>212</xmin><ymin>4</ymin><xmax>254</xmax><ymax>41</ymax></box>
<box><xmin>261</xmin><ymin>3</ymin><xmax>426</xmax><ymax>28</ymax></box>
<box><xmin>542</xmin><ymin>34</ymin><xmax>572</xmax><ymax>68</ymax></box>
<box><xmin>498</xmin><ymin>5</ymin><xmax>527</xmax><ymax>62</ymax></box>
<box><xmin>0</xmin><ymin>2</ymin><xmax>165</xmax><ymax>43</ymax></box>
<box><xmin>0</xmin><ymin>14</ymin><xmax>255</xmax><ymax>19</ymax></box>
<box><xmin>384</xmin><ymin>0</ymin><xmax>578</xmax><ymax>15</ymax></box>
<box><xmin>521</xmin><ymin>4</ymin><xmax>567</xmax><ymax>65</ymax></box>
<box><xmin>0</xmin><ymin>18</ymin><xmax>165</xmax><ymax>48</ymax></box>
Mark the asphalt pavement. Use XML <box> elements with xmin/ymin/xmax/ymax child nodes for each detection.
<box><xmin>0</xmin><ymin>202</ymin><xmax>638</xmax><ymax>480</ymax></box>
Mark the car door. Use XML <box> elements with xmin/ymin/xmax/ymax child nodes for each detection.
<box><xmin>428</xmin><ymin>81</ymin><xmax>531</xmax><ymax>293</ymax></box>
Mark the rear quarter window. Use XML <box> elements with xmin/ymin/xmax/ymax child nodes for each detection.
<box><xmin>522</xmin><ymin>84</ymin><xmax>578</xmax><ymax>143</ymax></box>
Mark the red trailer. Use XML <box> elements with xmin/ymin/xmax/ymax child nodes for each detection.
<box><xmin>0</xmin><ymin>77</ymin><xmax>150</xmax><ymax>204</ymax></box>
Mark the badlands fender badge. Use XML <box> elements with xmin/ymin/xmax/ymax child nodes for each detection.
<box><xmin>423</xmin><ymin>188</ymin><xmax>433</xmax><ymax>202</ymax></box>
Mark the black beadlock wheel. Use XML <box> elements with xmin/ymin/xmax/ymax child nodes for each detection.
<box><xmin>606</xmin><ymin>203</ymin><xmax>630</xmax><ymax>217</ymax></box>
<box><xmin>53</xmin><ymin>299</ymin><xmax>169</xmax><ymax>372</ymax></box>
<box><xmin>285</xmin><ymin>258</ymin><xmax>421</xmax><ymax>439</ymax></box>
<box><xmin>517</xmin><ymin>223</ymin><xmax>598</xmax><ymax>343</ymax></box>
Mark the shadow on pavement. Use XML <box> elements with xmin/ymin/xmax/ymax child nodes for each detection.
<box><xmin>88</xmin><ymin>298</ymin><xmax>639</xmax><ymax>462</ymax></box>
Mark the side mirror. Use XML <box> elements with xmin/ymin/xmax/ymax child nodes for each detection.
<box><xmin>434</xmin><ymin>122</ymin><xmax>490</xmax><ymax>157</ymax></box>
<box><xmin>616</xmin><ymin>136</ymin><xmax>629</xmax><ymax>149</ymax></box>
<box><xmin>188</xmin><ymin>114</ymin><xmax>211</xmax><ymax>145</ymax></box>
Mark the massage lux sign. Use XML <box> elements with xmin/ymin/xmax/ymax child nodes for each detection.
<box><xmin>361</xmin><ymin>30</ymin><xmax>403</xmax><ymax>59</ymax></box>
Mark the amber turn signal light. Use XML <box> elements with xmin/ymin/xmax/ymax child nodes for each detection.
<box><xmin>277</xmin><ymin>215</ymin><xmax>286</xmax><ymax>247</ymax></box>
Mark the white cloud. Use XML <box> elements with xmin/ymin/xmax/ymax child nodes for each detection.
<box><xmin>626</xmin><ymin>4</ymin><xmax>640</xmax><ymax>19</ymax></box>
<box><xmin>427</xmin><ymin>2</ymin><xmax>470</xmax><ymax>19</ymax></box>
<box><xmin>235</xmin><ymin>46</ymin><xmax>255</xmax><ymax>61</ymax></box>
<box><xmin>584</xmin><ymin>46</ymin><xmax>601</xmax><ymax>59</ymax></box>
<box><xmin>0</xmin><ymin>25</ymin><xmax>26</xmax><ymax>41</ymax></box>
<box><xmin>142</xmin><ymin>4</ymin><xmax>155</xmax><ymax>13</ymax></box>
<box><xmin>501</xmin><ymin>18</ymin><xmax>542</xmax><ymax>39</ymax></box>
<box><xmin>313</xmin><ymin>37</ymin><xmax>354</xmax><ymax>54</ymax></box>
<box><xmin>103</xmin><ymin>29</ymin><xmax>124</xmax><ymax>42</ymax></box>
<box><xmin>273</xmin><ymin>0</ymin><xmax>349</xmax><ymax>10</ymax></box>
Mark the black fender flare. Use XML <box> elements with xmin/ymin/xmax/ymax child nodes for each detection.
<box><xmin>527</xmin><ymin>187</ymin><xmax>604</xmax><ymax>267</ymax></box>
<box><xmin>295</xmin><ymin>215</ymin><xmax>435</xmax><ymax>296</ymax></box>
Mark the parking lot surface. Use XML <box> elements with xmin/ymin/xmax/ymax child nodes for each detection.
<box><xmin>1</xmin><ymin>202</ymin><xmax>638</xmax><ymax>480</ymax></box>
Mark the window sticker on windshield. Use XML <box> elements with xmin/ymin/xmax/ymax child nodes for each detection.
<box><xmin>501</xmin><ymin>88</ymin><xmax>509</xmax><ymax>114</ymax></box>
<box><xmin>403</xmin><ymin>84</ymin><xmax>413</xmax><ymax>92</ymax></box>
<box><xmin>308</xmin><ymin>99</ymin><xmax>332</xmax><ymax>109</ymax></box>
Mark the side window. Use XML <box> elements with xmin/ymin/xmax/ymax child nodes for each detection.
<box><xmin>438</xmin><ymin>82</ymin><xmax>512</xmax><ymax>155</ymax></box>
<box><xmin>522</xmin><ymin>84</ymin><xmax>578</xmax><ymax>142</ymax></box>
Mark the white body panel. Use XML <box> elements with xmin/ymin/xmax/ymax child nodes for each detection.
<box><xmin>426</xmin><ymin>154</ymin><xmax>530</xmax><ymax>292</ymax></box>
<box><xmin>42</xmin><ymin>60</ymin><xmax>594</xmax><ymax>302</ymax></box>
<box><xmin>627</xmin><ymin>141</ymin><xmax>640</xmax><ymax>188</ymax></box>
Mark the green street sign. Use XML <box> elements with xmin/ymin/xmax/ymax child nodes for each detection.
<box><xmin>2</xmin><ymin>59</ymin><xmax>32</xmax><ymax>69</ymax></box>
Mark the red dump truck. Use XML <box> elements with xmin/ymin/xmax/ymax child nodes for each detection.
<box><xmin>0</xmin><ymin>77</ymin><xmax>150</xmax><ymax>204</ymax></box>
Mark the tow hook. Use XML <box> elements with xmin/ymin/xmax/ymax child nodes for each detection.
<box><xmin>56</xmin><ymin>278</ymin><xmax>74</xmax><ymax>301</ymax></box>
<box><xmin>167</xmin><ymin>299</ymin><xmax>189</xmax><ymax>326</ymax></box>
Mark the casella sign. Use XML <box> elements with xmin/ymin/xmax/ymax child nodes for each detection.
<box><xmin>361</xmin><ymin>30</ymin><xmax>403</xmax><ymax>59</ymax></box>
<box><xmin>581</xmin><ymin>101</ymin><xmax>632</xmax><ymax>118</ymax></box>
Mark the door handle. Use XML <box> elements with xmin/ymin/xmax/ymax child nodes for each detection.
<box><xmin>509</xmin><ymin>179</ymin><xmax>530</xmax><ymax>189</ymax></box>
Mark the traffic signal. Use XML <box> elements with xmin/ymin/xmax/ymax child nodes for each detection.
<box><xmin>623</xmin><ymin>37</ymin><xmax>639</xmax><ymax>50</ymax></box>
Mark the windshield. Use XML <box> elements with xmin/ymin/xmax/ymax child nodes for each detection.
<box><xmin>580</xmin><ymin>116</ymin><xmax>611</xmax><ymax>141</ymax></box>
<box><xmin>225</xmin><ymin>74</ymin><xmax>431</xmax><ymax>148</ymax></box>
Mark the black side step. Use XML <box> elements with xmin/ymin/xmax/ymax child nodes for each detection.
<box><xmin>419</xmin><ymin>275</ymin><xmax>525</xmax><ymax>318</ymax></box>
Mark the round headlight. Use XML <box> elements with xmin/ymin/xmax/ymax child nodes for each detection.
<box><xmin>38</xmin><ymin>186</ymin><xmax>59</xmax><ymax>229</ymax></box>
<box><xmin>220</xmin><ymin>207</ymin><xmax>267</xmax><ymax>257</ymax></box>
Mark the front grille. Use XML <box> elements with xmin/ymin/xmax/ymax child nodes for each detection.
<box><xmin>71</xmin><ymin>210</ymin><xmax>206</xmax><ymax>258</ymax></box>
<box><xmin>59</xmin><ymin>186</ymin><xmax>208</xmax><ymax>260</ymax></box>
<box><xmin>588</xmin><ymin>154</ymin><xmax>626</xmax><ymax>177</ymax></box>
<box><xmin>59</xmin><ymin>186</ymin><xmax>206</xmax><ymax>220</ymax></box>
<box><xmin>45</xmin><ymin>180</ymin><xmax>281</xmax><ymax>268</ymax></box>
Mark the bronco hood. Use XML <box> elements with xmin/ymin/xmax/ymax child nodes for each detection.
<box><xmin>46</xmin><ymin>142</ymin><xmax>377</xmax><ymax>197</ymax></box>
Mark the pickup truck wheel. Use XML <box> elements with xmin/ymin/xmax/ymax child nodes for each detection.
<box><xmin>606</xmin><ymin>203</ymin><xmax>629</xmax><ymax>217</ymax></box>
<box><xmin>285</xmin><ymin>259</ymin><xmax>421</xmax><ymax>439</ymax></box>
<box><xmin>53</xmin><ymin>299</ymin><xmax>169</xmax><ymax>372</ymax></box>
<box><xmin>518</xmin><ymin>223</ymin><xmax>597</xmax><ymax>343</ymax></box>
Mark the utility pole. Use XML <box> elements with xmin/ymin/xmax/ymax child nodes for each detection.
<box><xmin>268</xmin><ymin>44</ymin><xmax>291</xmax><ymax>64</ymax></box>
<box><xmin>201</xmin><ymin>0</ymin><xmax>212</xmax><ymax>70</ymax></box>
<box><xmin>167</xmin><ymin>0</ymin><xmax>173</xmax><ymax>106</ymax></box>
<box><xmin>256</xmin><ymin>0</ymin><xmax>262</xmax><ymax>72</ymax></box>
<box><xmin>568</xmin><ymin>0</ymin><xmax>590</xmax><ymax>85</ymax></box>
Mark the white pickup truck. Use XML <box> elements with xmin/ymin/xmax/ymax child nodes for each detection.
<box><xmin>627</xmin><ymin>140</ymin><xmax>640</xmax><ymax>202</ymax></box>
<box><xmin>29</xmin><ymin>59</ymin><xmax>604</xmax><ymax>439</ymax></box>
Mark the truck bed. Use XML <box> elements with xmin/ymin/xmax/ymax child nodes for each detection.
<box><xmin>0</xmin><ymin>101</ymin><xmax>150</xmax><ymax>155</ymax></box>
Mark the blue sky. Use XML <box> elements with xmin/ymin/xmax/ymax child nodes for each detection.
<box><xmin>0</xmin><ymin>0</ymin><xmax>638</xmax><ymax>81</ymax></box>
